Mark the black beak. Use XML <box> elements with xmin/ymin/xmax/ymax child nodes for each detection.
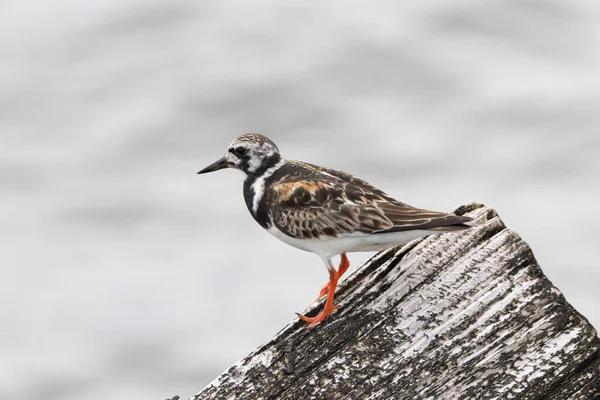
<box><xmin>197</xmin><ymin>157</ymin><xmax>231</xmax><ymax>174</ymax></box>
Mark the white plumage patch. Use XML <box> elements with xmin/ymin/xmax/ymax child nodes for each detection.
<box><xmin>251</xmin><ymin>158</ymin><xmax>286</xmax><ymax>213</ymax></box>
<box><xmin>267</xmin><ymin>225</ymin><xmax>437</xmax><ymax>258</ymax></box>
<box><xmin>246</xmin><ymin>149</ymin><xmax>263</xmax><ymax>173</ymax></box>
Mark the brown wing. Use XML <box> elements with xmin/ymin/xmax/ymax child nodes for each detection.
<box><xmin>269</xmin><ymin>180</ymin><xmax>392</xmax><ymax>239</ymax></box>
<box><xmin>291</xmin><ymin>161</ymin><xmax>406</xmax><ymax>206</ymax></box>
<box><xmin>374</xmin><ymin>202</ymin><xmax>472</xmax><ymax>232</ymax></box>
<box><xmin>269</xmin><ymin>175</ymin><xmax>471</xmax><ymax>240</ymax></box>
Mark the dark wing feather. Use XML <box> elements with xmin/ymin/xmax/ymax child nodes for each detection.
<box><xmin>375</xmin><ymin>202</ymin><xmax>472</xmax><ymax>232</ymax></box>
<box><xmin>268</xmin><ymin>163</ymin><xmax>472</xmax><ymax>240</ymax></box>
<box><xmin>298</xmin><ymin>161</ymin><xmax>407</xmax><ymax>206</ymax></box>
<box><xmin>269</xmin><ymin>180</ymin><xmax>393</xmax><ymax>239</ymax></box>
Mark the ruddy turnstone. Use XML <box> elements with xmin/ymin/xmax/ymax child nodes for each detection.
<box><xmin>198</xmin><ymin>134</ymin><xmax>472</xmax><ymax>326</ymax></box>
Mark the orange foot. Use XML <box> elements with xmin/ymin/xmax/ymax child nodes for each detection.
<box><xmin>299</xmin><ymin>266</ymin><xmax>340</xmax><ymax>327</ymax></box>
<box><xmin>316</xmin><ymin>253</ymin><xmax>350</xmax><ymax>300</ymax></box>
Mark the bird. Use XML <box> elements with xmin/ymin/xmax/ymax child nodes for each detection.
<box><xmin>197</xmin><ymin>134</ymin><xmax>472</xmax><ymax>327</ymax></box>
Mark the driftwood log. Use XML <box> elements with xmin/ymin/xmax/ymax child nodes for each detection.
<box><xmin>185</xmin><ymin>203</ymin><xmax>599</xmax><ymax>400</ymax></box>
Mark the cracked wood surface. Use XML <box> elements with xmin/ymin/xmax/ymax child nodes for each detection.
<box><xmin>192</xmin><ymin>203</ymin><xmax>600</xmax><ymax>400</ymax></box>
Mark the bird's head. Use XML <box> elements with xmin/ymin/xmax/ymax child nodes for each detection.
<box><xmin>198</xmin><ymin>133</ymin><xmax>283</xmax><ymax>177</ymax></box>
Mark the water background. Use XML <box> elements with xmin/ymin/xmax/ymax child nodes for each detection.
<box><xmin>1</xmin><ymin>1</ymin><xmax>599</xmax><ymax>399</ymax></box>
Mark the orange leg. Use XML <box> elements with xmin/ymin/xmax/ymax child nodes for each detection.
<box><xmin>298</xmin><ymin>264</ymin><xmax>340</xmax><ymax>327</ymax></box>
<box><xmin>317</xmin><ymin>253</ymin><xmax>350</xmax><ymax>299</ymax></box>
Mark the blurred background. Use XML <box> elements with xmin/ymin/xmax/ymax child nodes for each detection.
<box><xmin>2</xmin><ymin>0</ymin><xmax>599</xmax><ymax>399</ymax></box>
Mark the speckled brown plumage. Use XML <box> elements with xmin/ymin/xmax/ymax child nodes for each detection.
<box><xmin>259</xmin><ymin>161</ymin><xmax>471</xmax><ymax>240</ymax></box>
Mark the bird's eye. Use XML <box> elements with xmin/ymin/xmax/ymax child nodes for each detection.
<box><xmin>232</xmin><ymin>147</ymin><xmax>248</xmax><ymax>156</ymax></box>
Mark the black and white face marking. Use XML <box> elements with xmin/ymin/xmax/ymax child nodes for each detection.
<box><xmin>198</xmin><ymin>134</ymin><xmax>286</xmax><ymax>218</ymax></box>
<box><xmin>224</xmin><ymin>134</ymin><xmax>282</xmax><ymax>176</ymax></box>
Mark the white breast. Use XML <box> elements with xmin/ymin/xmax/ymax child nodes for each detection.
<box><xmin>267</xmin><ymin>226</ymin><xmax>437</xmax><ymax>258</ymax></box>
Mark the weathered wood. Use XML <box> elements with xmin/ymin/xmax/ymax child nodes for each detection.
<box><xmin>189</xmin><ymin>203</ymin><xmax>600</xmax><ymax>400</ymax></box>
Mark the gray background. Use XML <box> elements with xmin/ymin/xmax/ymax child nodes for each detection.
<box><xmin>1</xmin><ymin>1</ymin><xmax>599</xmax><ymax>399</ymax></box>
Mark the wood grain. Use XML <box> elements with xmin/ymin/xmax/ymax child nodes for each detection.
<box><xmin>191</xmin><ymin>203</ymin><xmax>599</xmax><ymax>400</ymax></box>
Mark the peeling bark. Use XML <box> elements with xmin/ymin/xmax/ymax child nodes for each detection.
<box><xmin>186</xmin><ymin>204</ymin><xmax>600</xmax><ymax>400</ymax></box>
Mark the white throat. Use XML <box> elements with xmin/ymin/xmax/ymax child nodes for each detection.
<box><xmin>250</xmin><ymin>158</ymin><xmax>286</xmax><ymax>214</ymax></box>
